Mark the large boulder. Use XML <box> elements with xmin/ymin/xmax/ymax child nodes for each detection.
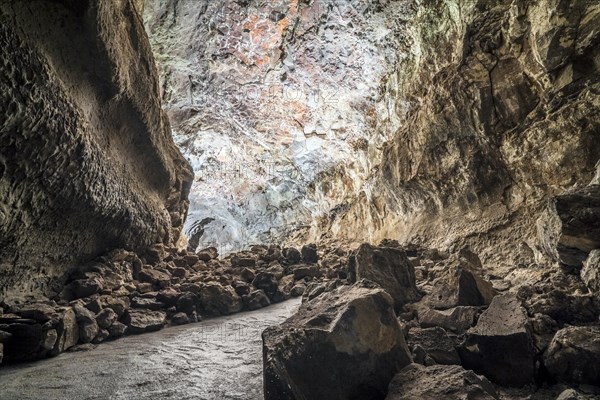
<box><xmin>123</xmin><ymin>309</ymin><xmax>167</xmax><ymax>334</ymax></box>
<box><xmin>430</xmin><ymin>267</ymin><xmax>496</xmax><ymax>310</ymax></box>
<box><xmin>197</xmin><ymin>282</ymin><xmax>243</xmax><ymax>316</ymax></box>
<box><xmin>262</xmin><ymin>281</ymin><xmax>412</xmax><ymax>400</ymax></box>
<box><xmin>385</xmin><ymin>364</ymin><xmax>499</xmax><ymax>400</ymax></box>
<box><xmin>458</xmin><ymin>294</ymin><xmax>536</xmax><ymax>386</ymax></box>
<box><xmin>50</xmin><ymin>308</ymin><xmax>79</xmax><ymax>355</ymax></box>
<box><xmin>354</xmin><ymin>244</ymin><xmax>419</xmax><ymax>308</ymax></box>
<box><xmin>73</xmin><ymin>304</ymin><xmax>99</xmax><ymax>344</ymax></box>
<box><xmin>407</xmin><ymin>327</ymin><xmax>460</xmax><ymax>365</ymax></box>
<box><xmin>544</xmin><ymin>326</ymin><xmax>600</xmax><ymax>384</ymax></box>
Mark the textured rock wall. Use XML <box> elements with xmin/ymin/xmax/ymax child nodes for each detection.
<box><xmin>320</xmin><ymin>0</ymin><xmax>600</xmax><ymax>272</ymax></box>
<box><xmin>143</xmin><ymin>0</ymin><xmax>417</xmax><ymax>252</ymax></box>
<box><xmin>0</xmin><ymin>0</ymin><xmax>193</xmax><ymax>299</ymax></box>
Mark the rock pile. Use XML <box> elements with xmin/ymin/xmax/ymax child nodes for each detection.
<box><xmin>263</xmin><ymin>240</ymin><xmax>600</xmax><ymax>399</ymax></box>
<box><xmin>0</xmin><ymin>243</ymin><xmax>347</xmax><ymax>365</ymax></box>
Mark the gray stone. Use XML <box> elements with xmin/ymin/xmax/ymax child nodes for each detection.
<box><xmin>108</xmin><ymin>321</ymin><xmax>127</xmax><ymax>338</ymax></box>
<box><xmin>197</xmin><ymin>282</ymin><xmax>242</xmax><ymax>316</ymax></box>
<box><xmin>408</xmin><ymin>327</ymin><xmax>460</xmax><ymax>365</ymax></box>
<box><xmin>544</xmin><ymin>326</ymin><xmax>600</xmax><ymax>385</ymax></box>
<box><xmin>418</xmin><ymin>306</ymin><xmax>480</xmax><ymax>334</ymax></box>
<box><xmin>171</xmin><ymin>312</ymin><xmax>190</xmax><ymax>325</ymax></box>
<box><xmin>124</xmin><ymin>309</ymin><xmax>167</xmax><ymax>334</ymax></box>
<box><xmin>355</xmin><ymin>243</ymin><xmax>419</xmax><ymax>308</ymax></box>
<box><xmin>263</xmin><ymin>281</ymin><xmax>412</xmax><ymax>400</ymax></box>
<box><xmin>244</xmin><ymin>290</ymin><xmax>271</xmax><ymax>311</ymax></box>
<box><xmin>51</xmin><ymin>308</ymin><xmax>79</xmax><ymax>355</ymax></box>
<box><xmin>301</xmin><ymin>244</ymin><xmax>319</xmax><ymax>264</ymax></box>
<box><xmin>95</xmin><ymin>308</ymin><xmax>117</xmax><ymax>330</ymax></box>
<box><xmin>459</xmin><ymin>294</ymin><xmax>535</xmax><ymax>386</ymax></box>
<box><xmin>386</xmin><ymin>364</ymin><xmax>499</xmax><ymax>400</ymax></box>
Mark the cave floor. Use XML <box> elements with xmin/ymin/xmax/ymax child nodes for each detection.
<box><xmin>0</xmin><ymin>299</ymin><xmax>301</xmax><ymax>400</ymax></box>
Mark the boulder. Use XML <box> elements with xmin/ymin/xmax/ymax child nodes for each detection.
<box><xmin>51</xmin><ymin>308</ymin><xmax>79</xmax><ymax>355</ymax></box>
<box><xmin>407</xmin><ymin>327</ymin><xmax>460</xmax><ymax>365</ymax></box>
<box><xmin>301</xmin><ymin>244</ymin><xmax>319</xmax><ymax>264</ymax></box>
<box><xmin>263</xmin><ymin>281</ymin><xmax>412</xmax><ymax>400</ymax></box>
<box><xmin>244</xmin><ymin>290</ymin><xmax>271</xmax><ymax>311</ymax></box>
<box><xmin>431</xmin><ymin>267</ymin><xmax>496</xmax><ymax>309</ymax></box>
<box><xmin>73</xmin><ymin>304</ymin><xmax>99</xmax><ymax>344</ymax></box>
<box><xmin>418</xmin><ymin>306</ymin><xmax>480</xmax><ymax>334</ymax></box>
<box><xmin>458</xmin><ymin>294</ymin><xmax>536</xmax><ymax>386</ymax></box>
<box><xmin>252</xmin><ymin>272</ymin><xmax>279</xmax><ymax>298</ymax></box>
<box><xmin>283</xmin><ymin>247</ymin><xmax>302</xmax><ymax>264</ymax></box>
<box><xmin>95</xmin><ymin>308</ymin><xmax>117</xmax><ymax>330</ymax></box>
<box><xmin>240</xmin><ymin>268</ymin><xmax>256</xmax><ymax>283</ymax></box>
<box><xmin>385</xmin><ymin>364</ymin><xmax>499</xmax><ymax>400</ymax></box>
<box><xmin>131</xmin><ymin>297</ymin><xmax>165</xmax><ymax>311</ymax></box>
<box><xmin>197</xmin><ymin>282</ymin><xmax>242</xmax><ymax>316</ymax></box>
<box><xmin>581</xmin><ymin>249</ymin><xmax>600</xmax><ymax>292</ymax></box>
<box><xmin>108</xmin><ymin>321</ymin><xmax>127</xmax><ymax>338</ymax></box>
<box><xmin>544</xmin><ymin>326</ymin><xmax>600</xmax><ymax>385</ymax></box>
<box><xmin>292</xmin><ymin>265</ymin><xmax>320</xmax><ymax>280</ymax></box>
<box><xmin>290</xmin><ymin>284</ymin><xmax>305</xmax><ymax>297</ymax></box>
<box><xmin>231</xmin><ymin>256</ymin><xmax>256</xmax><ymax>268</ymax></box>
<box><xmin>176</xmin><ymin>292</ymin><xmax>198</xmax><ymax>315</ymax></box>
<box><xmin>86</xmin><ymin>296</ymin><xmax>130</xmax><ymax>317</ymax></box>
<box><xmin>13</xmin><ymin>303</ymin><xmax>56</xmax><ymax>322</ymax></box>
<box><xmin>138</xmin><ymin>268</ymin><xmax>171</xmax><ymax>287</ymax></box>
<box><xmin>41</xmin><ymin>328</ymin><xmax>57</xmax><ymax>351</ymax></box>
<box><xmin>355</xmin><ymin>243</ymin><xmax>419</xmax><ymax>308</ymax></box>
<box><xmin>156</xmin><ymin>288</ymin><xmax>180</xmax><ymax>307</ymax></box>
<box><xmin>172</xmin><ymin>312</ymin><xmax>190</xmax><ymax>325</ymax></box>
<box><xmin>124</xmin><ymin>309</ymin><xmax>166</xmax><ymax>334</ymax></box>
<box><xmin>2</xmin><ymin>322</ymin><xmax>42</xmax><ymax>362</ymax></box>
<box><xmin>69</xmin><ymin>276</ymin><xmax>104</xmax><ymax>299</ymax></box>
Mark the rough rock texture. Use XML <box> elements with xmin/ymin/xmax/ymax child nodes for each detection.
<box><xmin>0</xmin><ymin>0</ymin><xmax>193</xmax><ymax>299</ymax></box>
<box><xmin>386</xmin><ymin>364</ymin><xmax>499</xmax><ymax>400</ymax></box>
<box><xmin>544</xmin><ymin>326</ymin><xmax>600</xmax><ymax>385</ymax></box>
<box><xmin>354</xmin><ymin>243</ymin><xmax>419</xmax><ymax>308</ymax></box>
<box><xmin>316</xmin><ymin>0</ymin><xmax>600</xmax><ymax>273</ymax></box>
<box><xmin>142</xmin><ymin>0</ymin><xmax>420</xmax><ymax>252</ymax></box>
<box><xmin>459</xmin><ymin>294</ymin><xmax>536</xmax><ymax>386</ymax></box>
<box><xmin>262</xmin><ymin>281</ymin><xmax>412</xmax><ymax>400</ymax></box>
<box><xmin>582</xmin><ymin>249</ymin><xmax>600</xmax><ymax>292</ymax></box>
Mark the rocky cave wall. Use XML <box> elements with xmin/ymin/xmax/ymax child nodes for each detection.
<box><xmin>143</xmin><ymin>0</ymin><xmax>418</xmax><ymax>253</ymax></box>
<box><xmin>0</xmin><ymin>0</ymin><xmax>193</xmax><ymax>299</ymax></box>
<box><xmin>318</xmin><ymin>0</ymin><xmax>600</xmax><ymax>273</ymax></box>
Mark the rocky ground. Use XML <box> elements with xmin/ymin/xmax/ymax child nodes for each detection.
<box><xmin>0</xmin><ymin>242</ymin><xmax>347</xmax><ymax>365</ymax></box>
<box><xmin>2</xmin><ymin>239</ymin><xmax>599</xmax><ymax>399</ymax></box>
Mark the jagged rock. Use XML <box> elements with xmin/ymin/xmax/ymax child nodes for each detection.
<box><xmin>263</xmin><ymin>281</ymin><xmax>412</xmax><ymax>400</ymax></box>
<box><xmin>171</xmin><ymin>267</ymin><xmax>188</xmax><ymax>278</ymax></box>
<box><xmin>138</xmin><ymin>268</ymin><xmax>171</xmax><ymax>288</ymax></box>
<box><xmin>231</xmin><ymin>256</ymin><xmax>256</xmax><ymax>268</ymax></box>
<box><xmin>244</xmin><ymin>290</ymin><xmax>271</xmax><ymax>311</ymax></box>
<box><xmin>2</xmin><ymin>322</ymin><xmax>42</xmax><ymax>362</ymax></box>
<box><xmin>240</xmin><ymin>268</ymin><xmax>256</xmax><ymax>283</ymax></box>
<box><xmin>290</xmin><ymin>284</ymin><xmax>305</xmax><ymax>297</ymax></box>
<box><xmin>51</xmin><ymin>308</ymin><xmax>78</xmax><ymax>356</ymax></box>
<box><xmin>197</xmin><ymin>247</ymin><xmax>218</xmax><ymax>261</ymax></box>
<box><xmin>418</xmin><ymin>306</ymin><xmax>480</xmax><ymax>334</ymax></box>
<box><xmin>13</xmin><ymin>303</ymin><xmax>56</xmax><ymax>323</ymax></box>
<box><xmin>73</xmin><ymin>305</ymin><xmax>99</xmax><ymax>344</ymax></box>
<box><xmin>124</xmin><ymin>309</ymin><xmax>167</xmax><ymax>334</ymax></box>
<box><xmin>301</xmin><ymin>244</ymin><xmax>318</xmax><ymax>264</ymax></box>
<box><xmin>197</xmin><ymin>282</ymin><xmax>242</xmax><ymax>316</ymax></box>
<box><xmin>527</xmin><ymin>290</ymin><xmax>600</xmax><ymax>325</ymax></box>
<box><xmin>156</xmin><ymin>288</ymin><xmax>180</xmax><ymax>307</ymax></box>
<box><xmin>86</xmin><ymin>296</ymin><xmax>130</xmax><ymax>318</ymax></box>
<box><xmin>283</xmin><ymin>247</ymin><xmax>302</xmax><ymax>264</ymax></box>
<box><xmin>407</xmin><ymin>327</ymin><xmax>460</xmax><ymax>365</ymax></box>
<box><xmin>233</xmin><ymin>281</ymin><xmax>251</xmax><ymax>296</ymax></box>
<box><xmin>92</xmin><ymin>329</ymin><xmax>110</xmax><ymax>344</ymax></box>
<box><xmin>431</xmin><ymin>267</ymin><xmax>496</xmax><ymax>310</ymax></box>
<box><xmin>355</xmin><ymin>243</ymin><xmax>419</xmax><ymax>308</ymax></box>
<box><xmin>386</xmin><ymin>364</ymin><xmax>499</xmax><ymax>400</ymax></box>
<box><xmin>544</xmin><ymin>326</ymin><xmax>600</xmax><ymax>385</ymax></box>
<box><xmin>95</xmin><ymin>308</ymin><xmax>117</xmax><ymax>330</ymax></box>
<box><xmin>582</xmin><ymin>249</ymin><xmax>600</xmax><ymax>292</ymax></box>
<box><xmin>131</xmin><ymin>297</ymin><xmax>165</xmax><ymax>311</ymax></box>
<box><xmin>172</xmin><ymin>312</ymin><xmax>189</xmax><ymax>325</ymax></box>
<box><xmin>459</xmin><ymin>294</ymin><xmax>536</xmax><ymax>386</ymax></box>
<box><xmin>302</xmin><ymin>282</ymin><xmax>326</xmax><ymax>302</ymax></box>
<box><xmin>252</xmin><ymin>272</ymin><xmax>278</xmax><ymax>298</ymax></box>
<box><xmin>292</xmin><ymin>265</ymin><xmax>320</xmax><ymax>280</ymax></box>
<box><xmin>108</xmin><ymin>321</ymin><xmax>127</xmax><ymax>338</ymax></box>
<box><xmin>69</xmin><ymin>277</ymin><xmax>104</xmax><ymax>299</ymax></box>
<box><xmin>176</xmin><ymin>293</ymin><xmax>198</xmax><ymax>315</ymax></box>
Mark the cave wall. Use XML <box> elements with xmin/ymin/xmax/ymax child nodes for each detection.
<box><xmin>0</xmin><ymin>0</ymin><xmax>193</xmax><ymax>299</ymax></box>
<box><xmin>321</xmin><ymin>0</ymin><xmax>600</xmax><ymax>272</ymax></box>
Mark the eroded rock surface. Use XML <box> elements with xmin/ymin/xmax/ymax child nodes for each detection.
<box><xmin>0</xmin><ymin>0</ymin><xmax>193</xmax><ymax>299</ymax></box>
<box><xmin>262</xmin><ymin>281</ymin><xmax>412</xmax><ymax>400</ymax></box>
